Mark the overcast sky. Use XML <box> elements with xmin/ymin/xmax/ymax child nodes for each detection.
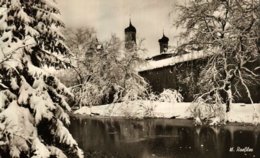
<box><xmin>58</xmin><ymin>0</ymin><xmax>184</xmax><ymax>56</ymax></box>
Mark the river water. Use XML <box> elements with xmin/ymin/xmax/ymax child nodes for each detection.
<box><xmin>69</xmin><ymin>116</ymin><xmax>260</xmax><ymax>158</ymax></box>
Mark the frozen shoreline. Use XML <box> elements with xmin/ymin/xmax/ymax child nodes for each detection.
<box><xmin>74</xmin><ymin>101</ymin><xmax>260</xmax><ymax>124</ymax></box>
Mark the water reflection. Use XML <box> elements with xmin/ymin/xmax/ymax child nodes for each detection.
<box><xmin>69</xmin><ymin>117</ymin><xmax>260</xmax><ymax>158</ymax></box>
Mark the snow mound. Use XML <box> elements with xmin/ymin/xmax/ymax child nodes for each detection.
<box><xmin>228</xmin><ymin>103</ymin><xmax>260</xmax><ymax>124</ymax></box>
<box><xmin>74</xmin><ymin>101</ymin><xmax>191</xmax><ymax>119</ymax></box>
<box><xmin>74</xmin><ymin>106</ymin><xmax>91</xmax><ymax>115</ymax></box>
<box><xmin>74</xmin><ymin>102</ymin><xmax>260</xmax><ymax>125</ymax></box>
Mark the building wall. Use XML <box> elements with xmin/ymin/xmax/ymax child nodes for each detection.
<box><xmin>140</xmin><ymin>57</ymin><xmax>260</xmax><ymax>103</ymax></box>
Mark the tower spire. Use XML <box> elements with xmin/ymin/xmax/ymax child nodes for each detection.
<box><xmin>163</xmin><ymin>28</ymin><xmax>165</xmax><ymax>36</ymax></box>
<box><xmin>129</xmin><ymin>14</ymin><xmax>132</xmax><ymax>26</ymax></box>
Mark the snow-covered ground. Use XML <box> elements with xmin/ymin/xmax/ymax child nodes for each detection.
<box><xmin>74</xmin><ymin>101</ymin><xmax>191</xmax><ymax>119</ymax></box>
<box><xmin>74</xmin><ymin>101</ymin><xmax>260</xmax><ymax>124</ymax></box>
<box><xmin>227</xmin><ymin>103</ymin><xmax>260</xmax><ymax>124</ymax></box>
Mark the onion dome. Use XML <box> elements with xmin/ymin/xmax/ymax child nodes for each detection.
<box><xmin>158</xmin><ymin>33</ymin><xmax>169</xmax><ymax>43</ymax></box>
<box><xmin>125</xmin><ymin>21</ymin><xmax>136</xmax><ymax>32</ymax></box>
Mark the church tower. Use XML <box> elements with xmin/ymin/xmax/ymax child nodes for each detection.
<box><xmin>158</xmin><ymin>33</ymin><xmax>169</xmax><ymax>53</ymax></box>
<box><xmin>124</xmin><ymin>20</ymin><xmax>136</xmax><ymax>50</ymax></box>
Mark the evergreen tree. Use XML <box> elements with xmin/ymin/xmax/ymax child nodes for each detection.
<box><xmin>0</xmin><ymin>0</ymin><xmax>83</xmax><ymax>157</ymax></box>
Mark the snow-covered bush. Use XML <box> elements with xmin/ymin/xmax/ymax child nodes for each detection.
<box><xmin>147</xmin><ymin>92</ymin><xmax>159</xmax><ymax>101</ymax></box>
<box><xmin>158</xmin><ymin>89</ymin><xmax>183</xmax><ymax>103</ymax></box>
<box><xmin>71</xmin><ymin>82</ymin><xmax>104</xmax><ymax>107</ymax></box>
<box><xmin>0</xmin><ymin>0</ymin><xmax>83</xmax><ymax>157</ymax></box>
<box><xmin>141</xmin><ymin>102</ymin><xmax>157</xmax><ymax>118</ymax></box>
<box><xmin>108</xmin><ymin>101</ymin><xmax>157</xmax><ymax>119</ymax></box>
<box><xmin>119</xmin><ymin>89</ymin><xmax>183</xmax><ymax>118</ymax></box>
<box><xmin>189</xmin><ymin>95</ymin><xmax>226</xmax><ymax>125</ymax></box>
<box><xmin>118</xmin><ymin>89</ymin><xmax>183</xmax><ymax>118</ymax></box>
<box><xmin>65</xmin><ymin>35</ymin><xmax>149</xmax><ymax>107</ymax></box>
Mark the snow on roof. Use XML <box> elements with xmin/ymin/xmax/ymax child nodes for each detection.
<box><xmin>138</xmin><ymin>50</ymin><xmax>211</xmax><ymax>72</ymax></box>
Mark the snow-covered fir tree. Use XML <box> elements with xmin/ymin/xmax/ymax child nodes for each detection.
<box><xmin>0</xmin><ymin>0</ymin><xmax>83</xmax><ymax>157</ymax></box>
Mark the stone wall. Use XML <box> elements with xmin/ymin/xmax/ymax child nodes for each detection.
<box><xmin>139</xmin><ymin>57</ymin><xmax>260</xmax><ymax>103</ymax></box>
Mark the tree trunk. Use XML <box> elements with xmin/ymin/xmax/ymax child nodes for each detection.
<box><xmin>225</xmin><ymin>84</ymin><xmax>232</xmax><ymax>113</ymax></box>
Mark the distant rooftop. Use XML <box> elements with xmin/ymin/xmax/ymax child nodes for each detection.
<box><xmin>139</xmin><ymin>50</ymin><xmax>212</xmax><ymax>72</ymax></box>
<box><xmin>146</xmin><ymin>49</ymin><xmax>190</xmax><ymax>61</ymax></box>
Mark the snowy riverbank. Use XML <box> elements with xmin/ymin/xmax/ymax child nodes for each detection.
<box><xmin>74</xmin><ymin>101</ymin><xmax>260</xmax><ymax>124</ymax></box>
